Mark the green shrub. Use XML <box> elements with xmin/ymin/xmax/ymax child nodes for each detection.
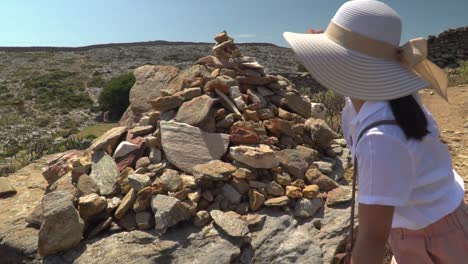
<box><xmin>448</xmin><ymin>60</ymin><xmax>468</xmax><ymax>86</ymax></box>
<box><xmin>98</xmin><ymin>73</ymin><xmax>136</xmax><ymax>118</ymax></box>
<box><xmin>23</xmin><ymin>70</ymin><xmax>93</xmax><ymax>110</ymax></box>
<box><xmin>88</xmin><ymin>75</ymin><xmax>106</xmax><ymax>87</ymax></box>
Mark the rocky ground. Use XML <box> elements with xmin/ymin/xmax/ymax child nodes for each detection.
<box><xmin>420</xmin><ymin>85</ymin><xmax>468</xmax><ymax>201</ymax></box>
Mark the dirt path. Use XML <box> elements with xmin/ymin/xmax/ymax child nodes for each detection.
<box><xmin>420</xmin><ymin>85</ymin><xmax>468</xmax><ymax>201</ymax></box>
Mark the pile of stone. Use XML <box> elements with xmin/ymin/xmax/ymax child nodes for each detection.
<box><xmin>33</xmin><ymin>31</ymin><xmax>351</xmax><ymax>257</ymax></box>
<box><xmin>428</xmin><ymin>26</ymin><xmax>468</xmax><ymax>68</ymax></box>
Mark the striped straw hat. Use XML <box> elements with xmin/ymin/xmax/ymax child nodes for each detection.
<box><xmin>283</xmin><ymin>0</ymin><xmax>448</xmax><ymax>101</ymax></box>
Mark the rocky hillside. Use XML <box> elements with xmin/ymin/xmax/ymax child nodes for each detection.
<box><xmin>0</xmin><ymin>38</ymin><xmax>307</xmax><ymax>174</ymax></box>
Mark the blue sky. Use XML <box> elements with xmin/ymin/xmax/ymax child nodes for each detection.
<box><xmin>0</xmin><ymin>0</ymin><xmax>467</xmax><ymax>47</ymax></box>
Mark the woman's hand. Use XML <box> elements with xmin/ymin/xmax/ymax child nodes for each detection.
<box><xmin>306</xmin><ymin>28</ymin><xmax>324</xmax><ymax>34</ymax></box>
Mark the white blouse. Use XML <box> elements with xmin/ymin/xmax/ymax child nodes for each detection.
<box><xmin>341</xmin><ymin>95</ymin><xmax>465</xmax><ymax>230</ymax></box>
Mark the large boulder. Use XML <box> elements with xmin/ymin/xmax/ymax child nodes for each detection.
<box><xmin>129</xmin><ymin>65</ymin><xmax>180</xmax><ymax>118</ymax></box>
<box><xmin>0</xmin><ymin>158</ymin><xmax>49</xmax><ymax>263</ymax></box>
<box><xmin>38</xmin><ymin>191</ymin><xmax>84</xmax><ymax>257</ymax></box>
<box><xmin>160</xmin><ymin>121</ymin><xmax>230</xmax><ymax>173</ymax></box>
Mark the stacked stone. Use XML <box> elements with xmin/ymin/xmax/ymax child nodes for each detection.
<box><xmin>35</xmin><ymin>31</ymin><xmax>351</xmax><ymax>256</ymax></box>
<box><xmin>428</xmin><ymin>26</ymin><xmax>468</xmax><ymax>68</ymax></box>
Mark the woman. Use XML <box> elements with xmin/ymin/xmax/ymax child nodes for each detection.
<box><xmin>283</xmin><ymin>1</ymin><xmax>467</xmax><ymax>263</ymax></box>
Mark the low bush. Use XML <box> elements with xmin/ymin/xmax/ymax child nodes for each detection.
<box><xmin>448</xmin><ymin>60</ymin><xmax>468</xmax><ymax>86</ymax></box>
<box><xmin>23</xmin><ymin>70</ymin><xmax>93</xmax><ymax>110</ymax></box>
<box><xmin>98</xmin><ymin>72</ymin><xmax>136</xmax><ymax>118</ymax></box>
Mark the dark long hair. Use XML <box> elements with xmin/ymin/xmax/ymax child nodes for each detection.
<box><xmin>389</xmin><ymin>95</ymin><xmax>429</xmax><ymax>140</ymax></box>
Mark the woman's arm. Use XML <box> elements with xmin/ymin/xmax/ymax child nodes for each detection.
<box><xmin>351</xmin><ymin>203</ymin><xmax>394</xmax><ymax>264</ymax></box>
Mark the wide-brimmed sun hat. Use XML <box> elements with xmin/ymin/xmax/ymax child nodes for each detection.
<box><xmin>283</xmin><ymin>0</ymin><xmax>448</xmax><ymax>101</ymax></box>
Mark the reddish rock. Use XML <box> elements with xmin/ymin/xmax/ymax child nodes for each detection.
<box><xmin>229</xmin><ymin>126</ymin><xmax>260</xmax><ymax>144</ymax></box>
<box><xmin>264</xmin><ymin>118</ymin><xmax>295</xmax><ymax>138</ymax></box>
<box><xmin>204</xmin><ymin>79</ymin><xmax>230</xmax><ymax>94</ymax></box>
<box><xmin>42</xmin><ymin>150</ymin><xmax>83</xmax><ymax>186</ymax></box>
<box><xmin>236</xmin><ymin>75</ymin><xmax>278</xmax><ymax>86</ymax></box>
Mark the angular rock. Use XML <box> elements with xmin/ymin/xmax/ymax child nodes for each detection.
<box><xmin>210</xmin><ymin>210</ymin><xmax>249</xmax><ymax>237</ymax></box>
<box><xmin>204</xmin><ymin>79</ymin><xmax>230</xmax><ymax>94</ymax></box>
<box><xmin>42</xmin><ymin>150</ymin><xmax>82</xmax><ymax>185</ymax></box>
<box><xmin>136</xmin><ymin>211</ymin><xmax>154</xmax><ymax>230</ymax></box>
<box><xmin>256</xmin><ymin>109</ymin><xmax>275</xmax><ymax>120</ymax></box>
<box><xmin>230</xmin><ymin>178</ymin><xmax>250</xmax><ymax>195</ymax></box>
<box><xmin>175</xmin><ymin>95</ymin><xmax>215</xmax><ymax>126</ymax></box>
<box><xmin>119</xmin><ymin>211</ymin><xmax>137</xmax><ymax>231</ymax></box>
<box><xmin>305</xmin><ymin>168</ymin><xmax>339</xmax><ymax>192</ymax></box>
<box><xmin>128</xmin><ymin>174</ymin><xmax>151</xmax><ymax>192</ymax></box>
<box><xmin>221</xmin><ymin>184</ymin><xmax>242</xmax><ymax>204</ymax></box>
<box><xmin>106</xmin><ymin>197</ymin><xmax>121</xmax><ymax>214</ymax></box>
<box><xmin>129</xmin><ymin>65</ymin><xmax>180</xmax><ymax>117</ymax></box>
<box><xmin>0</xmin><ymin>177</ymin><xmax>16</xmax><ymax>197</ymax></box>
<box><xmin>247</xmin><ymin>89</ymin><xmax>268</xmax><ymax>108</ymax></box>
<box><xmin>248</xmin><ymin>189</ymin><xmax>266</xmax><ymax>211</ymax></box>
<box><xmin>117</xmin><ymin>167</ymin><xmax>134</xmax><ymax>194</ymax></box>
<box><xmin>192</xmin><ymin>160</ymin><xmax>236</xmax><ymax>181</ymax></box>
<box><xmin>115</xmin><ymin>189</ymin><xmax>137</xmax><ymax>219</ymax></box>
<box><xmin>193</xmin><ymin>210</ymin><xmax>211</xmax><ymax>227</ymax></box>
<box><xmin>236</xmin><ymin>75</ymin><xmax>278</xmax><ymax>86</ymax></box>
<box><xmin>266</xmin><ymin>181</ymin><xmax>285</xmax><ymax>196</ymax></box>
<box><xmin>113</xmin><ymin>141</ymin><xmax>139</xmax><ymax>160</ymax></box>
<box><xmin>78</xmin><ymin>193</ymin><xmax>107</xmax><ymax>221</ymax></box>
<box><xmin>89</xmin><ymin>151</ymin><xmax>120</xmax><ymax>196</ymax></box>
<box><xmin>159</xmin><ymin>169</ymin><xmax>183</xmax><ymax>192</ymax></box>
<box><xmin>303</xmin><ymin>185</ymin><xmax>320</xmax><ymax>199</ymax></box>
<box><xmin>150</xmin><ymin>95</ymin><xmax>183</xmax><ymax>112</ymax></box>
<box><xmin>313</xmin><ymin>161</ymin><xmax>334</xmax><ymax>175</ymax></box>
<box><xmin>276</xmin><ymin>149</ymin><xmax>309</xmax><ymax>179</ymax></box>
<box><xmin>286</xmin><ymin>186</ymin><xmax>303</xmax><ymax>199</ymax></box>
<box><xmin>294</xmin><ymin>198</ymin><xmax>322</xmax><ymax>218</ymax></box>
<box><xmin>274</xmin><ymin>172</ymin><xmax>292</xmax><ymax>186</ymax></box>
<box><xmin>89</xmin><ymin>126</ymin><xmax>127</xmax><ymax>151</ymax></box>
<box><xmin>161</xmin><ymin>65</ymin><xmax>211</xmax><ymax>96</ymax></box>
<box><xmin>326</xmin><ymin>186</ymin><xmax>352</xmax><ymax>206</ymax></box>
<box><xmin>173</xmin><ymin>87</ymin><xmax>202</xmax><ymax>101</ymax></box>
<box><xmin>232</xmin><ymin>168</ymin><xmax>256</xmax><ymax>180</ymax></box>
<box><xmin>306</xmin><ymin>119</ymin><xmax>339</xmax><ymax>148</ymax></box>
<box><xmin>180</xmin><ymin>175</ymin><xmax>197</xmax><ymax>189</ymax></box>
<box><xmin>230</xmin><ymin>144</ymin><xmax>279</xmax><ymax>169</ymax></box>
<box><xmin>160</xmin><ymin>121</ymin><xmax>230</xmax><ymax>173</ymax></box>
<box><xmin>133</xmin><ymin>187</ymin><xmax>154</xmax><ymax>212</ymax></box>
<box><xmin>264</xmin><ymin>196</ymin><xmax>290</xmax><ymax>207</ymax></box>
<box><xmin>215</xmin><ymin>89</ymin><xmax>244</xmax><ymax>116</ymax></box>
<box><xmin>38</xmin><ymin>191</ymin><xmax>84</xmax><ymax>257</ymax></box>
<box><xmin>151</xmin><ymin>195</ymin><xmax>191</xmax><ymax>235</ymax></box>
<box><xmin>229</xmin><ymin>126</ymin><xmax>260</xmax><ymax>144</ymax></box>
<box><xmin>282</xmin><ymin>92</ymin><xmax>311</xmax><ymax>118</ymax></box>
<box><xmin>264</xmin><ymin>118</ymin><xmax>295</xmax><ymax>137</ymax></box>
<box><xmin>129</xmin><ymin>126</ymin><xmax>154</xmax><ymax>136</ymax></box>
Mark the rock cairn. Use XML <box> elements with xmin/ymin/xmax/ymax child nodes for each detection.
<box><xmin>34</xmin><ymin>31</ymin><xmax>351</xmax><ymax>256</ymax></box>
<box><xmin>429</xmin><ymin>26</ymin><xmax>468</xmax><ymax>68</ymax></box>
